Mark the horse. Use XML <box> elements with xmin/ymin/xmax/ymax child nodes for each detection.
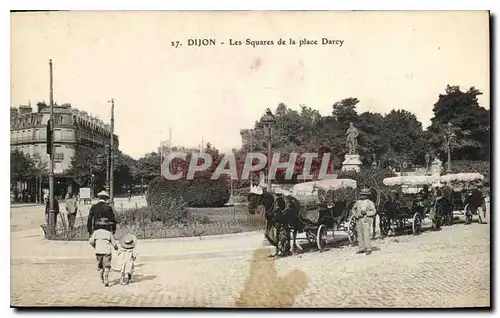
<box><xmin>247</xmin><ymin>188</ymin><xmax>310</xmax><ymax>257</ymax></box>
<box><xmin>247</xmin><ymin>188</ymin><xmax>277</xmax><ymax>245</ymax></box>
<box><xmin>435</xmin><ymin>186</ymin><xmax>455</xmax><ymax>226</ymax></box>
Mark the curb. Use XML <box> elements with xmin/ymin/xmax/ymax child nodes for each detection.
<box><xmin>11</xmin><ymin>204</ymin><xmax>41</xmax><ymax>209</ymax></box>
<box><xmin>42</xmin><ymin>230</ymin><xmax>266</xmax><ymax>245</ymax></box>
<box><xmin>11</xmin><ymin>246</ymin><xmax>272</xmax><ymax>264</ymax></box>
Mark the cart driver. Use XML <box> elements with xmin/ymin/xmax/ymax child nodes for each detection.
<box><xmin>419</xmin><ymin>185</ymin><xmax>431</xmax><ymax>201</ymax></box>
<box><xmin>351</xmin><ymin>188</ymin><xmax>377</xmax><ymax>255</ymax></box>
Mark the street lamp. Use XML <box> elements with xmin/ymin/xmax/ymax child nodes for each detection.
<box><xmin>261</xmin><ymin>108</ymin><xmax>276</xmax><ymax>192</ymax></box>
<box><xmin>105</xmin><ymin>144</ymin><xmax>110</xmax><ymax>191</ymax></box>
<box><xmin>444</xmin><ymin>122</ymin><xmax>455</xmax><ymax>174</ymax></box>
<box><xmin>425</xmin><ymin>152</ymin><xmax>431</xmax><ymax>174</ymax></box>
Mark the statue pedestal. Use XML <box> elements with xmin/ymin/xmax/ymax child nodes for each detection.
<box><xmin>342</xmin><ymin>154</ymin><xmax>362</xmax><ymax>172</ymax></box>
<box><xmin>431</xmin><ymin>158</ymin><xmax>443</xmax><ymax>177</ymax></box>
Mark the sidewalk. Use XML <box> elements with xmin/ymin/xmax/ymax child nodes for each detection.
<box><xmin>11</xmin><ymin>229</ymin><xmax>270</xmax><ymax>262</ymax></box>
<box><xmin>10</xmin><ymin>196</ymin><xmax>147</xmax><ymax>208</ymax></box>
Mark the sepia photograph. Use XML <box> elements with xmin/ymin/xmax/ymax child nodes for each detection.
<box><xmin>9</xmin><ymin>10</ymin><xmax>490</xmax><ymax>308</ymax></box>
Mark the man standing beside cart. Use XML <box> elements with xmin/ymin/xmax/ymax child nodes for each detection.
<box><xmin>351</xmin><ymin>188</ymin><xmax>377</xmax><ymax>255</ymax></box>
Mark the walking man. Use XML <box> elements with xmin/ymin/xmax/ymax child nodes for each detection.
<box><xmin>351</xmin><ymin>188</ymin><xmax>377</xmax><ymax>255</ymax></box>
<box><xmin>45</xmin><ymin>195</ymin><xmax>60</xmax><ymax>229</ymax></box>
<box><xmin>65</xmin><ymin>194</ymin><xmax>78</xmax><ymax>229</ymax></box>
<box><xmin>87</xmin><ymin>191</ymin><xmax>117</xmax><ymax>236</ymax></box>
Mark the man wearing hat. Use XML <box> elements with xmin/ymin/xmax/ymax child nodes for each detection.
<box><xmin>87</xmin><ymin>190</ymin><xmax>117</xmax><ymax>235</ymax></box>
<box><xmin>350</xmin><ymin>188</ymin><xmax>377</xmax><ymax>255</ymax></box>
<box><xmin>117</xmin><ymin>234</ymin><xmax>138</xmax><ymax>285</ymax></box>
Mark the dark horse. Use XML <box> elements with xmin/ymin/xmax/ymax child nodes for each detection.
<box><xmin>247</xmin><ymin>189</ymin><xmax>314</xmax><ymax>257</ymax></box>
<box><xmin>434</xmin><ymin>186</ymin><xmax>455</xmax><ymax>226</ymax></box>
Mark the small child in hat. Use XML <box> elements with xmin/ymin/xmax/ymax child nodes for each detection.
<box><xmin>118</xmin><ymin>233</ymin><xmax>137</xmax><ymax>285</ymax></box>
<box><xmin>89</xmin><ymin>217</ymin><xmax>118</xmax><ymax>287</ymax></box>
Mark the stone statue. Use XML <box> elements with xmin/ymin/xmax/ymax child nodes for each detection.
<box><xmin>345</xmin><ymin>122</ymin><xmax>359</xmax><ymax>154</ymax></box>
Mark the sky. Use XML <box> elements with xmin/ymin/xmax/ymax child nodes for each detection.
<box><xmin>10</xmin><ymin>11</ymin><xmax>489</xmax><ymax>159</ymax></box>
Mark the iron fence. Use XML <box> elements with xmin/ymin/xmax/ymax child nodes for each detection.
<box><xmin>43</xmin><ymin>197</ymin><xmax>267</xmax><ymax>241</ymax></box>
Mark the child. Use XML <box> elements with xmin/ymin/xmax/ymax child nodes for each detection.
<box><xmin>89</xmin><ymin>218</ymin><xmax>118</xmax><ymax>287</ymax></box>
<box><xmin>118</xmin><ymin>233</ymin><xmax>137</xmax><ymax>285</ymax></box>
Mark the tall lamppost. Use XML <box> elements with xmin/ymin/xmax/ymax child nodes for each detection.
<box><xmin>402</xmin><ymin>160</ymin><xmax>408</xmax><ymax>176</ymax></box>
<box><xmin>425</xmin><ymin>152</ymin><xmax>431</xmax><ymax>174</ymax></box>
<box><xmin>105</xmin><ymin>144</ymin><xmax>110</xmax><ymax>191</ymax></box>
<box><xmin>107</xmin><ymin>99</ymin><xmax>115</xmax><ymax>207</ymax></box>
<box><xmin>444</xmin><ymin>122</ymin><xmax>455</xmax><ymax>174</ymax></box>
<box><xmin>261</xmin><ymin>108</ymin><xmax>276</xmax><ymax>192</ymax></box>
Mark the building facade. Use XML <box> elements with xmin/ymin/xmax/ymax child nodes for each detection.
<box><xmin>10</xmin><ymin>102</ymin><xmax>119</xmax><ymax>198</ymax></box>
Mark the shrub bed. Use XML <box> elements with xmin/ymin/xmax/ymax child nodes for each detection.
<box><xmin>147</xmin><ymin>177</ymin><xmax>230</xmax><ymax>208</ymax></box>
<box><xmin>47</xmin><ymin>205</ymin><xmax>267</xmax><ymax>241</ymax></box>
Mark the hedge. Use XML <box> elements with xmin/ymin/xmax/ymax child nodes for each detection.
<box><xmin>182</xmin><ymin>179</ymin><xmax>230</xmax><ymax>207</ymax></box>
<box><xmin>147</xmin><ymin>177</ymin><xmax>230</xmax><ymax>209</ymax></box>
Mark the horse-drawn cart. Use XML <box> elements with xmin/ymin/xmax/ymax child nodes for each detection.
<box><xmin>291</xmin><ymin>178</ymin><xmax>358</xmax><ymax>251</ymax></box>
<box><xmin>440</xmin><ymin>173</ymin><xmax>488</xmax><ymax>224</ymax></box>
<box><xmin>381</xmin><ymin>175</ymin><xmax>443</xmax><ymax>236</ymax></box>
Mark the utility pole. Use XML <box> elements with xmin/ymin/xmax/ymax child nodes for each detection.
<box><xmin>109</xmin><ymin>98</ymin><xmax>115</xmax><ymax>207</ymax></box>
<box><xmin>250</xmin><ymin>129</ymin><xmax>253</xmax><ymax>186</ymax></box>
<box><xmin>48</xmin><ymin>59</ymin><xmax>56</xmax><ymax>235</ymax></box>
<box><xmin>105</xmin><ymin>144</ymin><xmax>110</xmax><ymax>191</ymax></box>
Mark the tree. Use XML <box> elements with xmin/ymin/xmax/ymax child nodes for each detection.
<box><xmin>29</xmin><ymin>152</ymin><xmax>49</xmax><ymax>178</ymax></box>
<box><xmin>428</xmin><ymin>85</ymin><xmax>490</xmax><ymax>161</ymax></box>
<box><xmin>356</xmin><ymin>111</ymin><xmax>388</xmax><ymax>164</ymax></box>
<box><xmin>10</xmin><ymin>149</ymin><xmax>34</xmax><ymax>185</ymax></box>
<box><xmin>136</xmin><ymin>152</ymin><xmax>161</xmax><ymax>185</ymax></box>
<box><xmin>67</xmin><ymin>146</ymin><xmax>106</xmax><ymax>188</ymax></box>
<box><xmin>113</xmin><ymin>150</ymin><xmax>136</xmax><ymax>191</ymax></box>
<box><xmin>381</xmin><ymin>110</ymin><xmax>426</xmax><ymax>165</ymax></box>
<box><xmin>332</xmin><ymin>97</ymin><xmax>359</xmax><ymax>124</ymax></box>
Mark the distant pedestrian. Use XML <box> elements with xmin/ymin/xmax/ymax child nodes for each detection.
<box><xmin>87</xmin><ymin>191</ymin><xmax>117</xmax><ymax>235</ymax></box>
<box><xmin>89</xmin><ymin>218</ymin><xmax>119</xmax><ymax>287</ymax></box>
<box><xmin>351</xmin><ymin>188</ymin><xmax>377</xmax><ymax>255</ymax></box>
<box><xmin>65</xmin><ymin>194</ymin><xmax>78</xmax><ymax>229</ymax></box>
<box><xmin>127</xmin><ymin>190</ymin><xmax>131</xmax><ymax>202</ymax></box>
<box><xmin>117</xmin><ymin>234</ymin><xmax>137</xmax><ymax>285</ymax></box>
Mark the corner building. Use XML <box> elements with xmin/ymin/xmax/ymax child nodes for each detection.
<box><xmin>10</xmin><ymin>102</ymin><xmax>119</xmax><ymax>199</ymax></box>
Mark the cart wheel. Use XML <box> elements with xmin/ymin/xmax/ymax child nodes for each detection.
<box><xmin>266</xmin><ymin>225</ymin><xmax>278</xmax><ymax>246</ymax></box>
<box><xmin>347</xmin><ymin>215</ymin><xmax>357</xmax><ymax>244</ymax></box>
<box><xmin>277</xmin><ymin>227</ymin><xmax>290</xmax><ymax>256</ymax></box>
<box><xmin>316</xmin><ymin>224</ymin><xmax>328</xmax><ymax>251</ymax></box>
<box><xmin>412</xmin><ymin>212</ymin><xmax>422</xmax><ymax>235</ymax></box>
<box><xmin>379</xmin><ymin>213</ymin><xmax>390</xmax><ymax>236</ymax></box>
<box><xmin>306</xmin><ymin>231</ymin><xmax>316</xmax><ymax>244</ymax></box>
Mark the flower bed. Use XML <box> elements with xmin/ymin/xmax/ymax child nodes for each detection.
<box><xmin>47</xmin><ymin>205</ymin><xmax>267</xmax><ymax>241</ymax></box>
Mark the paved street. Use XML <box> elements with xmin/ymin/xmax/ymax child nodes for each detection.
<box><xmin>11</xmin><ymin>202</ymin><xmax>491</xmax><ymax>308</ymax></box>
<box><xmin>10</xmin><ymin>196</ymin><xmax>147</xmax><ymax>235</ymax></box>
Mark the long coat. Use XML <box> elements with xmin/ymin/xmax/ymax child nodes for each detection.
<box><xmin>87</xmin><ymin>201</ymin><xmax>117</xmax><ymax>235</ymax></box>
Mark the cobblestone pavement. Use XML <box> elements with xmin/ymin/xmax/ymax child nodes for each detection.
<box><xmin>11</xmin><ymin>222</ymin><xmax>490</xmax><ymax>308</ymax></box>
